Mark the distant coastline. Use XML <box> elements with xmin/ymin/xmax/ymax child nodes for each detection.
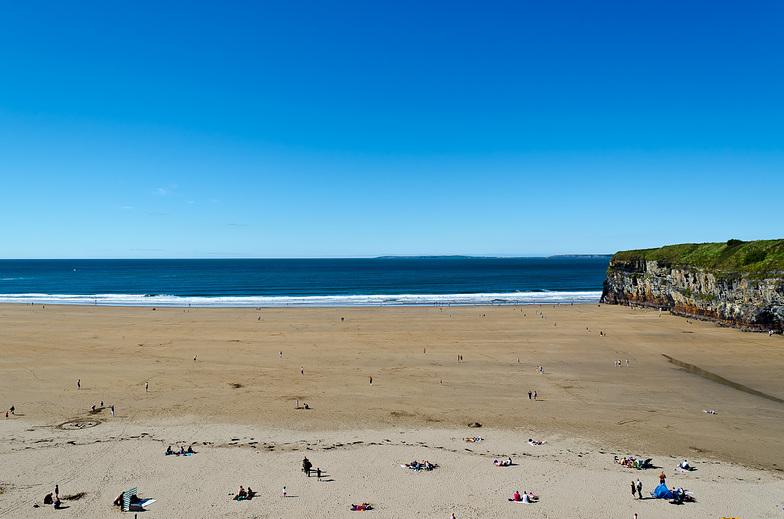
<box><xmin>374</xmin><ymin>254</ymin><xmax>612</xmax><ymax>259</ymax></box>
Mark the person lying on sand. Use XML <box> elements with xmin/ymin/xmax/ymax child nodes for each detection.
<box><xmin>494</xmin><ymin>458</ymin><xmax>512</xmax><ymax>466</ymax></box>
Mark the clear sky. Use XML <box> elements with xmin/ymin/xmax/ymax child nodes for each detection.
<box><xmin>2</xmin><ymin>1</ymin><xmax>782</xmax><ymax>258</ymax></box>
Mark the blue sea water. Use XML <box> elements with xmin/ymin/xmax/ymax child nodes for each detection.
<box><xmin>0</xmin><ymin>258</ymin><xmax>609</xmax><ymax>307</ymax></box>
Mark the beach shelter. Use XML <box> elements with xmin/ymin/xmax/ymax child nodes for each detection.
<box><xmin>652</xmin><ymin>483</ymin><xmax>674</xmax><ymax>499</ymax></box>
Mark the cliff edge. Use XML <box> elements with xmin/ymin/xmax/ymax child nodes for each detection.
<box><xmin>601</xmin><ymin>240</ymin><xmax>784</xmax><ymax>333</ymax></box>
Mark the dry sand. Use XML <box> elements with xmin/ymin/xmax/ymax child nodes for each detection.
<box><xmin>0</xmin><ymin>303</ymin><xmax>782</xmax><ymax>518</ymax></box>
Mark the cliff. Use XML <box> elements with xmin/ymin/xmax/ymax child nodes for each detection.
<box><xmin>601</xmin><ymin>240</ymin><xmax>784</xmax><ymax>333</ymax></box>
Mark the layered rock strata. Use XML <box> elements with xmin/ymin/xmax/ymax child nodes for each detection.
<box><xmin>602</xmin><ymin>258</ymin><xmax>784</xmax><ymax>333</ymax></box>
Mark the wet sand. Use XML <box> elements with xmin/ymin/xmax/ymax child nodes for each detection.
<box><xmin>1</xmin><ymin>303</ymin><xmax>782</xmax><ymax>517</ymax></box>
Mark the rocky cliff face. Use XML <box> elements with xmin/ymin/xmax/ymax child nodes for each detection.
<box><xmin>601</xmin><ymin>258</ymin><xmax>784</xmax><ymax>333</ymax></box>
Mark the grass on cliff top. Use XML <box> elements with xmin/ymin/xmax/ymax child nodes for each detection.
<box><xmin>612</xmin><ymin>239</ymin><xmax>784</xmax><ymax>275</ymax></box>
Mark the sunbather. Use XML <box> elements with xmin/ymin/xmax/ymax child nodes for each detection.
<box><xmin>234</xmin><ymin>486</ymin><xmax>247</xmax><ymax>500</ymax></box>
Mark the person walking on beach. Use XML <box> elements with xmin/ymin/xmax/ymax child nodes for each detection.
<box><xmin>631</xmin><ymin>480</ymin><xmax>636</xmax><ymax>498</ymax></box>
<box><xmin>369</xmin><ymin>376</ymin><xmax>372</xmax><ymax>385</ymax></box>
<box><xmin>533</xmin><ymin>391</ymin><xmax>537</xmax><ymax>400</ymax></box>
<box><xmin>659</xmin><ymin>470</ymin><xmax>666</xmax><ymax>485</ymax></box>
<box><xmin>111</xmin><ymin>405</ymin><xmax>115</xmax><ymax>417</ymax></box>
<box><xmin>301</xmin><ymin>367</ymin><xmax>304</xmax><ymax>375</ymax></box>
<box><xmin>145</xmin><ymin>381</ymin><xmax>148</xmax><ymax>392</ymax></box>
<box><xmin>282</xmin><ymin>486</ymin><xmax>286</xmax><ymax>498</ymax></box>
<box><xmin>55</xmin><ymin>485</ymin><xmax>59</xmax><ymax>498</ymax></box>
<box><xmin>317</xmin><ymin>467</ymin><xmax>321</xmax><ymax>480</ymax></box>
<box><xmin>528</xmin><ymin>391</ymin><xmax>532</xmax><ymax>400</ymax></box>
<box><xmin>9</xmin><ymin>405</ymin><xmax>13</xmax><ymax>415</ymax></box>
<box><xmin>636</xmin><ymin>478</ymin><xmax>642</xmax><ymax>499</ymax></box>
<box><xmin>77</xmin><ymin>379</ymin><xmax>80</xmax><ymax>390</ymax></box>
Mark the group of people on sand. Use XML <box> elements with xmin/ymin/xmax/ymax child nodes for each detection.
<box><xmin>233</xmin><ymin>485</ymin><xmax>256</xmax><ymax>501</ymax></box>
<box><xmin>528</xmin><ymin>438</ymin><xmax>545</xmax><ymax>446</ymax></box>
<box><xmin>508</xmin><ymin>490</ymin><xmax>537</xmax><ymax>503</ymax></box>
<box><xmin>614</xmin><ymin>455</ymin><xmax>650</xmax><ymax>469</ymax></box>
<box><xmin>403</xmin><ymin>460</ymin><xmax>436</xmax><ymax>471</ymax></box>
<box><xmin>494</xmin><ymin>457</ymin><xmax>513</xmax><ymax>467</ymax></box>
<box><xmin>43</xmin><ymin>484</ymin><xmax>62</xmax><ymax>509</ymax></box>
<box><xmin>165</xmin><ymin>445</ymin><xmax>195</xmax><ymax>456</ymax></box>
<box><xmin>301</xmin><ymin>456</ymin><xmax>322</xmax><ymax>479</ymax></box>
<box><xmin>350</xmin><ymin>502</ymin><xmax>373</xmax><ymax>511</ymax></box>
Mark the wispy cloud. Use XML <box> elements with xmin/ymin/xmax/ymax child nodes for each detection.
<box><xmin>153</xmin><ymin>184</ymin><xmax>179</xmax><ymax>196</ymax></box>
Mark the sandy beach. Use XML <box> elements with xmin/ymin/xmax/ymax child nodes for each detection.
<box><xmin>1</xmin><ymin>303</ymin><xmax>782</xmax><ymax>518</ymax></box>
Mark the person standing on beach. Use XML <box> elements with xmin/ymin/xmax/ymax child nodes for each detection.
<box><xmin>77</xmin><ymin>379</ymin><xmax>80</xmax><ymax>389</ymax></box>
<box><xmin>369</xmin><ymin>376</ymin><xmax>372</xmax><ymax>385</ymax></box>
<box><xmin>636</xmin><ymin>478</ymin><xmax>642</xmax><ymax>499</ymax></box>
<box><xmin>659</xmin><ymin>471</ymin><xmax>666</xmax><ymax>485</ymax></box>
<box><xmin>631</xmin><ymin>480</ymin><xmax>636</xmax><ymax>498</ymax></box>
<box><xmin>282</xmin><ymin>486</ymin><xmax>286</xmax><ymax>498</ymax></box>
<box><xmin>55</xmin><ymin>485</ymin><xmax>59</xmax><ymax>498</ymax></box>
<box><xmin>528</xmin><ymin>391</ymin><xmax>532</xmax><ymax>400</ymax></box>
<box><xmin>317</xmin><ymin>467</ymin><xmax>321</xmax><ymax>480</ymax></box>
<box><xmin>533</xmin><ymin>391</ymin><xmax>537</xmax><ymax>400</ymax></box>
<box><xmin>145</xmin><ymin>381</ymin><xmax>148</xmax><ymax>392</ymax></box>
<box><xmin>9</xmin><ymin>405</ymin><xmax>14</xmax><ymax>415</ymax></box>
<box><xmin>301</xmin><ymin>367</ymin><xmax>304</xmax><ymax>375</ymax></box>
<box><xmin>111</xmin><ymin>405</ymin><xmax>115</xmax><ymax>417</ymax></box>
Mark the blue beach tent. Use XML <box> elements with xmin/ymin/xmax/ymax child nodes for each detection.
<box><xmin>652</xmin><ymin>484</ymin><xmax>674</xmax><ymax>499</ymax></box>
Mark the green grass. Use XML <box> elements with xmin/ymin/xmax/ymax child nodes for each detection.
<box><xmin>611</xmin><ymin>239</ymin><xmax>784</xmax><ymax>276</ymax></box>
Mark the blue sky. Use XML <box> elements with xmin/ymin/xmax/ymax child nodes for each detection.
<box><xmin>1</xmin><ymin>1</ymin><xmax>782</xmax><ymax>258</ymax></box>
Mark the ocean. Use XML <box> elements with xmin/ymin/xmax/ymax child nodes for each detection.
<box><xmin>0</xmin><ymin>258</ymin><xmax>609</xmax><ymax>307</ymax></box>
